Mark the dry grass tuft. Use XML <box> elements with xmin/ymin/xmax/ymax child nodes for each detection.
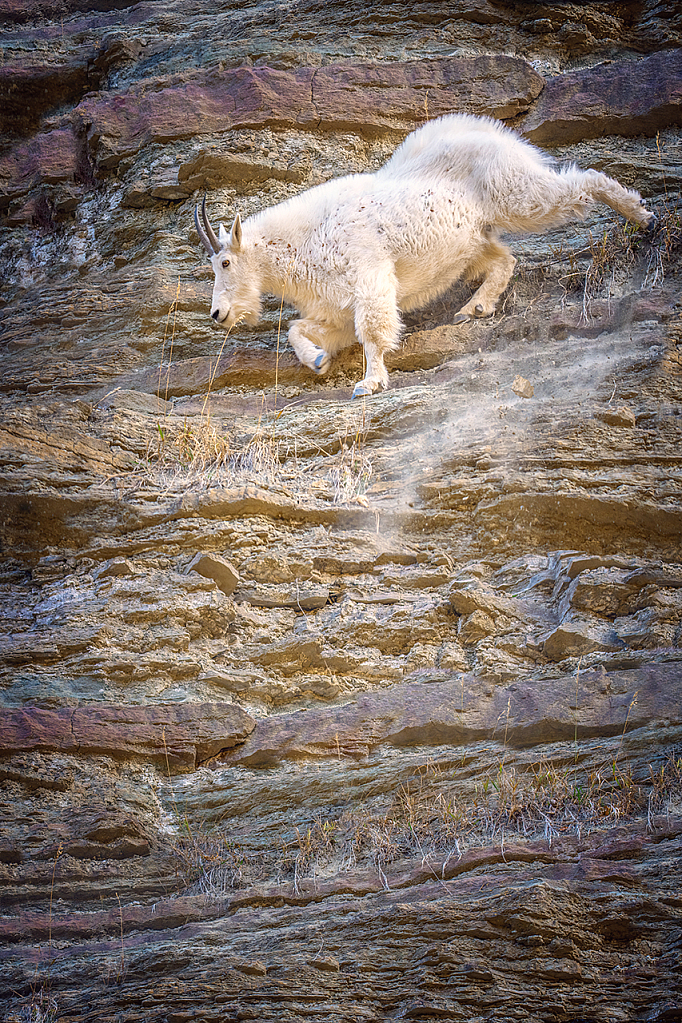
<box><xmin>9</xmin><ymin>990</ymin><xmax>60</xmax><ymax>1023</ymax></box>
<box><xmin>172</xmin><ymin>820</ymin><xmax>251</xmax><ymax>896</ymax></box>
<box><xmin>146</xmin><ymin>396</ymin><xmax>375</xmax><ymax>506</ymax></box>
<box><xmin>330</xmin><ymin>437</ymin><xmax>373</xmax><ymax>505</ymax></box>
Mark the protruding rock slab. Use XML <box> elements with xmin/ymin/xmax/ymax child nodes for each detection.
<box><xmin>221</xmin><ymin>661</ymin><xmax>682</xmax><ymax>765</ymax></box>
<box><xmin>188</xmin><ymin>552</ymin><xmax>240</xmax><ymax>596</ymax></box>
<box><xmin>235</xmin><ymin>583</ymin><xmax>329</xmax><ymax>610</ymax></box>
<box><xmin>77</xmin><ymin>56</ymin><xmax>542</xmax><ymax>170</ymax></box>
<box><xmin>0</xmin><ymin>128</ymin><xmax>82</xmax><ymax>209</ymax></box>
<box><xmin>512</xmin><ymin>374</ymin><xmax>534</xmax><ymax>398</ymax></box>
<box><xmin>0</xmin><ymin>703</ymin><xmax>255</xmax><ymax>771</ymax></box>
<box><xmin>521</xmin><ymin>48</ymin><xmax>682</xmax><ymax>144</ymax></box>
<box><xmin>476</xmin><ymin>492</ymin><xmax>682</xmax><ymax>539</ymax></box>
<box><xmin>540</xmin><ymin>617</ymin><xmax>625</xmax><ymax>661</ymax></box>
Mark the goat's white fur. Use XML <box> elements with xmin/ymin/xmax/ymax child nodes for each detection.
<box><xmin>199</xmin><ymin>114</ymin><xmax>652</xmax><ymax>398</ymax></box>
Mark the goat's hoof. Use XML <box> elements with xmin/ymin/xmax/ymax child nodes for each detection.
<box><xmin>452</xmin><ymin>313</ymin><xmax>470</xmax><ymax>325</ymax></box>
<box><xmin>313</xmin><ymin>351</ymin><xmax>331</xmax><ymax>374</ymax></box>
<box><xmin>643</xmin><ymin>213</ymin><xmax>658</xmax><ymax>235</ymax></box>
<box><xmin>352</xmin><ymin>381</ymin><xmax>374</xmax><ymax>399</ymax></box>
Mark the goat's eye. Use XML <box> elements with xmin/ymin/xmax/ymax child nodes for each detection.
<box><xmin>221</xmin><ymin>259</ymin><xmax>230</xmax><ymax>269</ymax></box>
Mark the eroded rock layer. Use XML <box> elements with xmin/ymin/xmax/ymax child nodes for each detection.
<box><xmin>1</xmin><ymin>2</ymin><xmax>681</xmax><ymax>1021</ymax></box>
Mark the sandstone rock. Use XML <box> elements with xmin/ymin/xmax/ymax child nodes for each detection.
<box><xmin>344</xmin><ymin>589</ymin><xmax>417</xmax><ymax>605</ymax></box>
<box><xmin>522</xmin><ymin>49</ymin><xmax>682</xmax><ymax>144</ymax></box>
<box><xmin>404</xmin><ymin>641</ymin><xmax>439</xmax><ymax>670</ymax></box>
<box><xmin>601</xmin><ymin>406</ymin><xmax>637</xmax><ymax>427</ymax></box>
<box><xmin>540</xmin><ymin>615</ymin><xmax>626</xmax><ymax>661</ymax></box>
<box><xmin>77</xmin><ymin>56</ymin><xmax>543</xmax><ymax>171</ymax></box>
<box><xmin>221</xmin><ymin>662</ymin><xmax>682</xmax><ymax>765</ymax></box>
<box><xmin>240</xmin><ymin>553</ymin><xmax>313</xmax><ymax>584</ymax></box>
<box><xmin>90</xmin><ymin>34</ymin><xmax>144</xmax><ymax>76</ymax></box>
<box><xmin>625</xmin><ymin>565</ymin><xmax>682</xmax><ymax>589</ymax></box>
<box><xmin>476</xmin><ymin>492</ymin><xmax>682</xmax><ymax>542</ymax></box>
<box><xmin>313</xmin><ymin>554</ymin><xmax>375</xmax><ymax>575</ymax></box>
<box><xmin>236</xmin><ymin>583</ymin><xmax>329</xmax><ymax>610</ymax></box>
<box><xmin>98</xmin><ymin>389</ymin><xmax>173</xmax><ymax>415</ymax></box>
<box><xmin>373</xmin><ymin>550</ymin><xmax>419</xmax><ymax>567</ymax></box>
<box><xmin>61</xmin><ymin>836</ymin><xmax>150</xmax><ymax>860</ymax></box>
<box><xmin>562</xmin><ymin>554</ymin><xmax>635</xmax><ymax>581</ymax></box>
<box><xmin>438</xmin><ymin>641</ymin><xmax>469</xmax><ymax>671</ymax></box>
<box><xmin>458</xmin><ymin>610</ymin><xmax>496</xmax><ymax>645</ymax></box>
<box><xmin>614</xmin><ymin>608</ymin><xmax>663</xmax><ymax>649</ymax></box>
<box><xmin>561</xmin><ymin>567</ymin><xmax>641</xmax><ymax>616</ymax></box>
<box><xmin>0</xmin><ymin>703</ymin><xmax>255</xmax><ymax>770</ymax></box>
<box><xmin>188</xmin><ymin>552</ymin><xmax>240</xmax><ymax>596</ymax></box>
<box><xmin>130</xmin><ymin>351</ymin><xmax>305</xmax><ymax>397</ymax></box>
<box><xmin>94</xmin><ymin>557</ymin><xmax>136</xmax><ymax>579</ymax></box>
<box><xmin>307</xmin><ymin>955</ymin><xmax>340</xmax><ymax>972</ymax></box>
<box><xmin>377</xmin><ymin>566</ymin><xmax>451</xmax><ymax>588</ymax></box>
<box><xmin>449</xmin><ymin>579</ymin><xmax>535</xmax><ymax>623</ymax></box>
<box><xmin>254</xmin><ymin>634</ymin><xmax>325</xmax><ymax>673</ymax></box>
<box><xmin>0</xmin><ymin>841</ymin><xmax>23</xmax><ymax>863</ymax></box>
<box><xmin>0</xmin><ymin>129</ymin><xmax>80</xmax><ymax>209</ymax></box>
<box><xmin>235</xmin><ymin>960</ymin><xmax>267</xmax><ymax>976</ymax></box>
<box><xmin>512</xmin><ymin>374</ymin><xmax>534</xmax><ymax>398</ymax></box>
<box><xmin>309</xmin><ymin>55</ymin><xmax>544</xmax><ymax>126</ymax></box>
<box><xmin>0</xmin><ymin>59</ymin><xmax>94</xmax><ymax>137</ymax></box>
<box><xmin>178</xmin><ymin>148</ymin><xmax>307</xmax><ymax>190</ymax></box>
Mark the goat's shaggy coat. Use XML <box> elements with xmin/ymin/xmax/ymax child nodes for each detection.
<box><xmin>196</xmin><ymin>114</ymin><xmax>653</xmax><ymax>398</ymax></box>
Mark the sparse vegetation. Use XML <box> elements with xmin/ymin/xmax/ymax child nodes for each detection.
<box><xmin>171</xmin><ymin>819</ymin><xmax>251</xmax><ymax>895</ymax></box>
<box><xmin>511</xmin><ymin>196</ymin><xmax>681</xmax><ymax>318</ymax></box>
<box><xmin>10</xmin><ymin>989</ymin><xmax>60</xmax><ymax>1023</ymax></box>
<box><xmin>168</xmin><ymin>746</ymin><xmax>682</xmax><ymax>897</ymax></box>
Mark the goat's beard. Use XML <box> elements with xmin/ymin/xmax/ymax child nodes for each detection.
<box><xmin>223</xmin><ymin>299</ymin><xmax>261</xmax><ymax>329</ymax></box>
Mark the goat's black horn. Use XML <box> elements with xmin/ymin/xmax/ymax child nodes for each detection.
<box><xmin>201</xmin><ymin>196</ymin><xmax>221</xmax><ymax>253</ymax></box>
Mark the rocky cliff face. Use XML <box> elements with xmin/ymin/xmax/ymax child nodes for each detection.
<box><xmin>1</xmin><ymin>2</ymin><xmax>682</xmax><ymax>1021</ymax></box>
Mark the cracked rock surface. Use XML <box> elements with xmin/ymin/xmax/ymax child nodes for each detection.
<box><xmin>1</xmin><ymin>2</ymin><xmax>682</xmax><ymax>1021</ymax></box>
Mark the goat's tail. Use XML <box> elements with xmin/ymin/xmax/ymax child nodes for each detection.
<box><xmin>495</xmin><ymin>165</ymin><xmax>654</xmax><ymax>234</ymax></box>
<box><xmin>578</xmin><ymin>168</ymin><xmax>654</xmax><ymax>227</ymax></box>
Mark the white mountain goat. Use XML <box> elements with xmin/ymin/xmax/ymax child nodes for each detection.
<box><xmin>195</xmin><ymin>113</ymin><xmax>653</xmax><ymax>398</ymax></box>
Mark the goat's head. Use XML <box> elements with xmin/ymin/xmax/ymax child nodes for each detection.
<box><xmin>195</xmin><ymin>199</ymin><xmax>261</xmax><ymax>328</ymax></box>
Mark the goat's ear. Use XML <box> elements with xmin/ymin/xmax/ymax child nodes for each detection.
<box><xmin>230</xmin><ymin>213</ymin><xmax>243</xmax><ymax>251</ymax></box>
<box><xmin>218</xmin><ymin>222</ymin><xmax>229</xmax><ymax>246</ymax></box>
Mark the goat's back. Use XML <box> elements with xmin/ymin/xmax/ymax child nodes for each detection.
<box><xmin>379</xmin><ymin>113</ymin><xmax>553</xmax><ymax>198</ymax></box>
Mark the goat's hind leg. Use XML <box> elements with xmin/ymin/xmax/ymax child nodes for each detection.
<box><xmin>579</xmin><ymin>168</ymin><xmax>654</xmax><ymax>228</ymax></box>
<box><xmin>352</xmin><ymin>289</ymin><xmax>401</xmax><ymax>398</ymax></box>
<box><xmin>456</xmin><ymin>237</ymin><xmax>516</xmax><ymax>321</ymax></box>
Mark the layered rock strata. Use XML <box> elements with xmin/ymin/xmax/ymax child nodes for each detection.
<box><xmin>1</xmin><ymin>2</ymin><xmax>681</xmax><ymax>1021</ymax></box>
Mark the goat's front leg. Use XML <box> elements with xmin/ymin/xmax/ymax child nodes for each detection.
<box><xmin>456</xmin><ymin>238</ymin><xmax>516</xmax><ymax>321</ymax></box>
<box><xmin>288</xmin><ymin>319</ymin><xmax>332</xmax><ymax>374</ymax></box>
<box><xmin>352</xmin><ymin>287</ymin><xmax>401</xmax><ymax>399</ymax></box>
<box><xmin>288</xmin><ymin>318</ymin><xmax>355</xmax><ymax>376</ymax></box>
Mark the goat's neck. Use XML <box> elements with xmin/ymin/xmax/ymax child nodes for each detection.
<box><xmin>258</xmin><ymin>243</ymin><xmax>299</xmax><ymax>301</ymax></box>
<box><xmin>249</xmin><ymin>212</ymin><xmax>305</xmax><ymax>302</ymax></box>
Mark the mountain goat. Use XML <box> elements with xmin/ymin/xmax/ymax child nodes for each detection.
<box><xmin>195</xmin><ymin>113</ymin><xmax>653</xmax><ymax>398</ymax></box>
